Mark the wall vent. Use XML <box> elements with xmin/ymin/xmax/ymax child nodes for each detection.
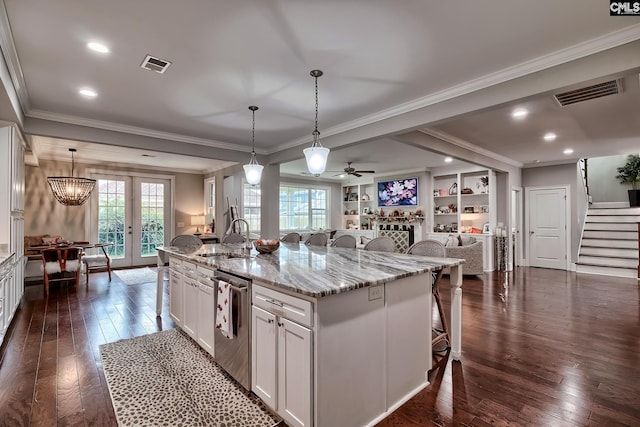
<box><xmin>553</xmin><ymin>79</ymin><xmax>622</xmax><ymax>106</ymax></box>
<box><xmin>140</xmin><ymin>55</ymin><xmax>172</xmax><ymax>74</ymax></box>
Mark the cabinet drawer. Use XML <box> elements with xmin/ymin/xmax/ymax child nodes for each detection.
<box><xmin>182</xmin><ymin>260</ymin><xmax>198</xmax><ymax>278</ymax></box>
<box><xmin>169</xmin><ymin>257</ymin><xmax>182</xmax><ymax>271</ymax></box>
<box><xmin>196</xmin><ymin>265</ymin><xmax>216</xmax><ymax>287</ymax></box>
<box><xmin>253</xmin><ymin>284</ymin><xmax>313</xmax><ymax>328</ymax></box>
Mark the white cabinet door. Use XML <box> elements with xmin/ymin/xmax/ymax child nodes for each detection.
<box><xmin>169</xmin><ymin>270</ymin><xmax>183</xmax><ymax>326</ymax></box>
<box><xmin>278</xmin><ymin>317</ymin><xmax>312</xmax><ymax>427</ymax></box>
<box><xmin>197</xmin><ymin>283</ymin><xmax>215</xmax><ymax>356</ymax></box>
<box><xmin>182</xmin><ymin>276</ymin><xmax>199</xmax><ymax>339</ymax></box>
<box><xmin>252</xmin><ymin>306</ymin><xmax>278</xmax><ymax>410</ymax></box>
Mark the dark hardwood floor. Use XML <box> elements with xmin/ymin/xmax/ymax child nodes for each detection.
<box><xmin>378</xmin><ymin>268</ymin><xmax>640</xmax><ymax>427</ymax></box>
<box><xmin>0</xmin><ymin>267</ymin><xmax>638</xmax><ymax>426</ymax></box>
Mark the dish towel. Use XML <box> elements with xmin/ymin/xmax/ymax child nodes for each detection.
<box><xmin>216</xmin><ymin>280</ymin><xmax>233</xmax><ymax>339</ymax></box>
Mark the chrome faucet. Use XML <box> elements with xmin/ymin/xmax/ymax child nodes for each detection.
<box><xmin>225</xmin><ymin>218</ymin><xmax>252</xmax><ymax>250</ymax></box>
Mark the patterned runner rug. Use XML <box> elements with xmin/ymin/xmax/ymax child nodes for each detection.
<box><xmin>100</xmin><ymin>329</ymin><xmax>281</xmax><ymax>426</ymax></box>
<box><xmin>113</xmin><ymin>267</ymin><xmax>158</xmax><ymax>285</ymax></box>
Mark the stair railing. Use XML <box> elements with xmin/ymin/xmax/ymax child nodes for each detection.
<box><xmin>579</xmin><ymin>158</ymin><xmax>591</xmax><ymax>205</ymax></box>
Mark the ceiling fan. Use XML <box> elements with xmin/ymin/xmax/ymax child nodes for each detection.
<box><xmin>333</xmin><ymin>162</ymin><xmax>376</xmax><ymax>178</ymax></box>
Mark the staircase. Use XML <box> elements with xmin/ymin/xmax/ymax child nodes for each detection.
<box><xmin>576</xmin><ymin>207</ymin><xmax>640</xmax><ymax>278</ymax></box>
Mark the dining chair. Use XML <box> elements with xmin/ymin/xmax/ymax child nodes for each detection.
<box><xmin>171</xmin><ymin>234</ymin><xmax>204</xmax><ymax>248</ymax></box>
<box><xmin>362</xmin><ymin>236</ymin><xmax>395</xmax><ymax>253</ymax></box>
<box><xmin>305</xmin><ymin>233</ymin><xmax>328</xmax><ymax>247</ymax></box>
<box><xmin>221</xmin><ymin>233</ymin><xmax>246</xmax><ymax>244</ymax></box>
<box><xmin>407</xmin><ymin>239</ymin><xmax>449</xmax><ymax>351</ymax></box>
<box><xmin>330</xmin><ymin>235</ymin><xmax>356</xmax><ymax>249</ymax></box>
<box><xmin>81</xmin><ymin>243</ymin><xmax>113</xmax><ymax>285</ymax></box>
<box><xmin>280</xmin><ymin>232</ymin><xmax>301</xmax><ymax>243</ymax></box>
<box><xmin>41</xmin><ymin>247</ymin><xmax>83</xmax><ymax>296</ymax></box>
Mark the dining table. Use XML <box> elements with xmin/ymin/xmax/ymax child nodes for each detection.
<box><xmin>27</xmin><ymin>241</ymin><xmax>114</xmax><ymax>254</ymax></box>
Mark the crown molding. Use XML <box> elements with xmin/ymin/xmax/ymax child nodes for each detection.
<box><xmin>271</xmin><ymin>24</ymin><xmax>640</xmax><ymax>154</ymax></box>
<box><xmin>27</xmin><ymin>109</ymin><xmax>267</xmax><ymax>155</ymax></box>
<box><xmin>419</xmin><ymin>128</ymin><xmax>524</xmax><ymax>169</ymax></box>
<box><xmin>0</xmin><ymin>0</ymin><xmax>29</xmax><ymax>115</ymax></box>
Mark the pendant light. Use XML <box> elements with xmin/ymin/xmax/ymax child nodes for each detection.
<box><xmin>243</xmin><ymin>105</ymin><xmax>263</xmax><ymax>185</ymax></box>
<box><xmin>304</xmin><ymin>69</ymin><xmax>330</xmax><ymax>176</ymax></box>
<box><xmin>47</xmin><ymin>148</ymin><xmax>96</xmax><ymax>206</ymax></box>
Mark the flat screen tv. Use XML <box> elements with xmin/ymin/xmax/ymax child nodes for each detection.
<box><xmin>377</xmin><ymin>177</ymin><xmax>418</xmax><ymax>207</ymax></box>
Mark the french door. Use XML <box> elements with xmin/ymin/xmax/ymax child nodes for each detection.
<box><xmin>89</xmin><ymin>174</ymin><xmax>172</xmax><ymax>267</ymax></box>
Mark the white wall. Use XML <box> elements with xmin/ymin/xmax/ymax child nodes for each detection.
<box><xmin>588</xmin><ymin>154</ymin><xmax>635</xmax><ymax>203</ymax></box>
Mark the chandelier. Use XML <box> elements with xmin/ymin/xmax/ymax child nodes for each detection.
<box><xmin>303</xmin><ymin>69</ymin><xmax>330</xmax><ymax>176</ymax></box>
<box><xmin>243</xmin><ymin>105</ymin><xmax>263</xmax><ymax>185</ymax></box>
<box><xmin>47</xmin><ymin>148</ymin><xmax>96</xmax><ymax>206</ymax></box>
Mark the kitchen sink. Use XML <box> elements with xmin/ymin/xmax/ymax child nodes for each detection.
<box><xmin>197</xmin><ymin>253</ymin><xmax>230</xmax><ymax>259</ymax></box>
<box><xmin>196</xmin><ymin>252</ymin><xmax>251</xmax><ymax>259</ymax></box>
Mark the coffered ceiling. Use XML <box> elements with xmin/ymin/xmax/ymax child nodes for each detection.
<box><xmin>1</xmin><ymin>1</ymin><xmax>639</xmax><ymax>175</ymax></box>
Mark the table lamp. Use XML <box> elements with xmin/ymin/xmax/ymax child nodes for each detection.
<box><xmin>191</xmin><ymin>215</ymin><xmax>206</xmax><ymax>235</ymax></box>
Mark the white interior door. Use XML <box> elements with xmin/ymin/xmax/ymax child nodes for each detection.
<box><xmin>90</xmin><ymin>174</ymin><xmax>171</xmax><ymax>268</ymax></box>
<box><xmin>526</xmin><ymin>187</ymin><xmax>568</xmax><ymax>270</ymax></box>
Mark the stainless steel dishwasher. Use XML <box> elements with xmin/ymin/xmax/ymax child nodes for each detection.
<box><xmin>213</xmin><ymin>269</ymin><xmax>251</xmax><ymax>390</ymax></box>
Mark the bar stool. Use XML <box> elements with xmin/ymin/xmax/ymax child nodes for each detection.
<box><xmin>407</xmin><ymin>240</ymin><xmax>449</xmax><ymax>350</ymax></box>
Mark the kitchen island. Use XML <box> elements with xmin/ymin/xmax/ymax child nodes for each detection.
<box><xmin>156</xmin><ymin>243</ymin><xmax>464</xmax><ymax>427</ymax></box>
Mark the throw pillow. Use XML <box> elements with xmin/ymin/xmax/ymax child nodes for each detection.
<box><xmin>460</xmin><ymin>236</ymin><xmax>477</xmax><ymax>246</ymax></box>
<box><xmin>444</xmin><ymin>235</ymin><xmax>457</xmax><ymax>248</ymax></box>
<box><xmin>42</xmin><ymin>236</ymin><xmax>63</xmax><ymax>244</ymax></box>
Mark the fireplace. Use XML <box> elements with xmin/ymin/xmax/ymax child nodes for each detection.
<box><xmin>378</xmin><ymin>224</ymin><xmax>415</xmax><ymax>253</ymax></box>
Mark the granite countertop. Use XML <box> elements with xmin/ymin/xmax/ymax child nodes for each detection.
<box><xmin>158</xmin><ymin>243</ymin><xmax>463</xmax><ymax>298</ymax></box>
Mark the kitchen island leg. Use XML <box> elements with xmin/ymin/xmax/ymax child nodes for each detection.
<box><xmin>449</xmin><ymin>264</ymin><xmax>463</xmax><ymax>360</ymax></box>
<box><xmin>156</xmin><ymin>252</ymin><xmax>168</xmax><ymax>316</ymax></box>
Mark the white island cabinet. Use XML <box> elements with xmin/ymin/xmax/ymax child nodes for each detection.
<box><xmin>252</xmin><ymin>275</ymin><xmax>432</xmax><ymax>427</ymax></box>
<box><xmin>252</xmin><ymin>284</ymin><xmax>313</xmax><ymax>427</ymax></box>
<box><xmin>168</xmin><ymin>259</ymin><xmax>184</xmax><ymax>326</ymax></box>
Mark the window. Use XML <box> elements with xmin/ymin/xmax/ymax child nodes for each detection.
<box><xmin>243</xmin><ymin>182</ymin><xmax>260</xmax><ymax>233</ymax></box>
<box><xmin>280</xmin><ymin>184</ymin><xmax>329</xmax><ymax>231</ymax></box>
<box><xmin>205</xmin><ymin>177</ymin><xmax>215</xmax><ymax>232</ymax></box>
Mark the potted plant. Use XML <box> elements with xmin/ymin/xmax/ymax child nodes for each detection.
<box><xmin>616</xmin><ymin>154</ymin><xmax>640</xmax><ymax>207</ymax></box>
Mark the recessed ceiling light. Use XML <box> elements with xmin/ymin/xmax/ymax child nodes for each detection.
<box><xmin>79</xmin><ymin>88</ymin><xmax>98</xmax><ymax>98</ymax></box>
<box><xmin>511</xmin><ymin>108</ymin><xmax>528</xmax><ymax>119</ymax></box>
<box><xmin>543</xmin><ymin>132</ymin><xmax>557</xmax><ymax>141</ymax></box>
<box><xmin>87</xmin><ymin>41</ymin><xmax>109</xmax><ymax>53</ymax></box>
<box><xmin>563</xmin><ymin>148</ymin><xmax>574</xmax><ymax>155</ymax></box>
<box><xmin>444</xmin><ymin>157</ymin><xmax>453</xmax><ymax>163</ymax></box>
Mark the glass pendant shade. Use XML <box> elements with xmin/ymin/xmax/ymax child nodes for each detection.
<box><xmin>47</xmin><ymin>148</ymin><xmax>96</xmax><ymax>206</ymax></box>
<box><xmin>244</xmin><ymin>105</ymin><xmax>263</xmax><ymax>185</ymax></box>
<box><xmin>305</xmin><ymin>69</ymin><xmax>329</xmax><ymax>176</ymax></box>
<box><xmin>243</xmin><ymin>154</ymin><xmax>264</xmax><ymax>185</ymax></box>
<box><xmin>304</xmin><ymin>143</ymin><xmax>330</xmax><ymax>175</ymax></box>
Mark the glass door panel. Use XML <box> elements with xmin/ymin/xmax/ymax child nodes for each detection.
<box><xmin>96</xmin><ymin>177</ymin><xmax>130</xmax><ymax>267</ymax></box>
<box><xmin>91</xmin><ymin>174</ymin><xmax>170</xmax><ymax>268</ymax></box>
<box><xmin>133</xmin><ymin>178</ymin><xmax>169</xmax><ymax>265</ymax></box>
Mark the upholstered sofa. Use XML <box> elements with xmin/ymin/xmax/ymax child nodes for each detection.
<box><xmin>443</xmin><ymin>236</ymin><xmax>484</xmax><ymax>276</ymax></box>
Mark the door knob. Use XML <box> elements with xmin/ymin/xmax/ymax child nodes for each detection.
<box><xmin>529</xmin><ymin>231</ymin><xmax>534</xmax><ymax>235</ymax></box>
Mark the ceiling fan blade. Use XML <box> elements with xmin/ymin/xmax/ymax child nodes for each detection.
<box><xmin>353</xmin><ymin>172</ymin><xmax>362</xmax><ymax>178</ymax></box>
<box><xmin>355</xmin><ymin>170</ymin><xmax>376</xmax><ymax>174</ymax></box>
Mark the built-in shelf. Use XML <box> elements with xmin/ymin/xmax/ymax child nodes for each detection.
<box><xmin>432</xmin><ymin>169</ymin><xmax>494</xmax><ymax>234</ymax></box>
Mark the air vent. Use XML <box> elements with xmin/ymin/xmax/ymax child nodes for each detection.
<box><xmin>140</xmin><ymin>55</ymin><xmax>172</xmax><ymax>74</ymax></box>
<box><xmin>553</xmin><ymin>79</ymin><xmax>622</xmax><ymax>106</ymax></box>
